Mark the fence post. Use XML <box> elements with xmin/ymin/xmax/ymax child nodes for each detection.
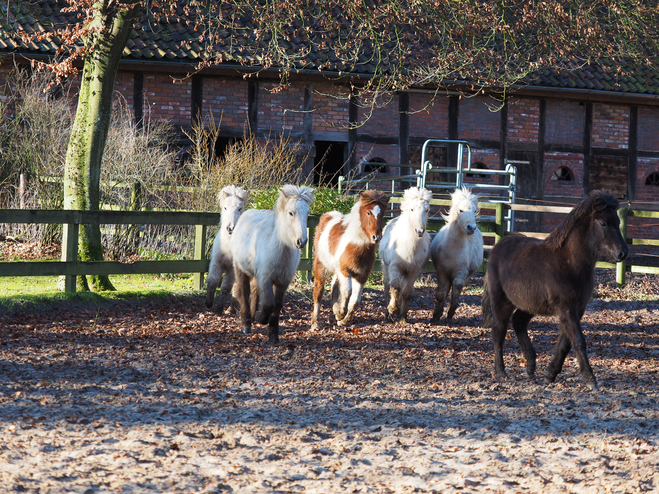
<box><xmin>616</xmin><ymin>207</ymin><xmax>629</xmax><ymax>287</ymax></box>
<box><xmin>61</xmin><ymin>221</ymin><xmax>79</xmax><ymax>293</ymax></box>
<box><xmin>494</xmin><ymin>202</ymin><xmax>506</xmax><ymax>244</ymax></box>
<box><xmin>193</xmin><ymin>224</ymin><xmax>207</xmax><ymax>290</ymax></box>
<box><xmin>299</xmin><ymin>225</ymin><xmax>313</xmax><ymax>283</ymax></box>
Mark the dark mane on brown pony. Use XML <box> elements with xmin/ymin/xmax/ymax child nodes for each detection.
<box><xmin>360</xmin><ymin>190</ymin><xmax>389</xmax><ymax>209</ymax></box>
<box><xmin>544</xmin><ymin>191</ymin><xmax>619</xmax><ymax>250</ymax></box>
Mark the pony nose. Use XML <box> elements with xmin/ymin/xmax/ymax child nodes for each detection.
<box><xmin>466</xmin><ymin>224</ymin><xmax>476</xmax><ymax>235</ymax></box>
<box><xmin>415</xmin><ymin>227</ymin><xmax>425</xmax><ymax>237</ymax></box>
<box><xmin>372</xmin><ymin>234</ymin><xmax>381</xmax><ymax>243</ymax></box>
<box><xmin>226</xmin><ymin>225</ymin><xmax>234</xmax><ymax>234</ymax></box>
<box><xmin>616</xmin><ymin>245</ymin><xmax>629</xmax><ymax>261</ymax></box>
<box><xmin>297</xmin><ymin>238</ymin><xmax>308</xmax><ymax>249</ymax></box>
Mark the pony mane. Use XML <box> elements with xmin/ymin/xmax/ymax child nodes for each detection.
<box><xmin>219</xmin><ymin>185</ymin><xmax>247</xmax><ymax>205</ymax></box>
<box><xmin>443</xmin><ymin>187</ymin><xmax>478</xmax><ymax>222</ymax></box>
<box><xmin>545</xmin><ymin>191</ymin><xmax>620</xmax><ymax>250</ymax></box>
<box><xmin>276</xmin><ymin>184</ymin><xmax>315</xmax><ymax>213</ymax></box>
<box><xmin>401</xmin><ymin>187</ymin><xmax>432</xmax><ymax>210</ymax></box>
<box><xmin>360</xmin><ymin>190</ymin><xmax>389</xmax><ymax>209</ymax></box>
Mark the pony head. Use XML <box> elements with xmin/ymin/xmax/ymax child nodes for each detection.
<box><xmin>358</xmin><ymin>190</ymin><xmax>389</xmax><ymax>244</ymax></box>
<box><xmin>219</xmin><ymin>185</ymin><xmax>247</xmax><ymax>234</ymax></box>
<box><xmin>276</xmin><ymin>184</ymin><xmax>316</xmax><ymax>249</ymax></box>
<box><xmin>546</xmin><ymin>191</ymin><xmax>628</xmax><ymax>262</ymax></box>
<box><xmin>445</xmin><ymin>186</ymin><xmax>479</xmax><ymax>235</ymax></box>
<box><xmin>401</xmin><ymin>187</ymin><xmax>432</xmax><ymax>238</ymax></box>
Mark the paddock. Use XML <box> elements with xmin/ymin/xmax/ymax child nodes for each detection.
<box><xmin>0</xmin><ymin>272</ymin><xmax>657</xmax><ymax>493</ymax></box>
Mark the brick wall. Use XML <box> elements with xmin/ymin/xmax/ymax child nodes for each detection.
<box><xmin>358</xmin><ymin>95</ymin><xmax>398</xmax><ymax>135</ymax></box>
<box><xmin>142</xmin><ymin>73</ymin><xmax>191</xmax><ymax>125</ymax></box>
<box><xmin>202</xmin><ymin>77</ymin><xmax>248</xmax><ymax>131</ymax></box>
<box><xmin>469</xmin><ymin>149</ymin><xmax>499</xmax><ymax>186</ymax></box>
<box><xmin>458</xmin><ymin>96</ymin><xmax>500</xmax><ymax>141</ymax></box>
<box><xmin>114</xmin><ymin>72</ymin><xmax>134</xmax><ymax>111</ymax></box>
<box><xmin>312</xmin><ymin>83</ymin><xmax>350</xmax><ymax>134</ymax></box>
<box><xmin>637</xmin><ymin>157</ymin><xmax>659</xmax><ymax>203</ymax></box>
<box><xmin>545</xmin><ymin>100</ymin><xmax>584</xmax><ymax>146</ymax></box>
<box><xmin>592</xmin><ymin>103</ymin><xmax>629</xmax><ymax>149</ymax></box>
<box><xmin>507</xmin><ymin>98</ymin><xmax>540</xmax><ymax>143</ymax></box>
<box><xmin>408</xmin><ymin>93</ymin><xmax>449</xmax><ymax>138</ymax></box>
<box><xmin>544</xmin><ymin>152</ymin><xmax>584</xmax><ymax>198</ymax></box>
<box><xmin>259</xmin><ymin>82</ymin><xmax>305</xmax><ymax>133</ymax></box>
<box><xmin>356</xmin><ymin>143</ymin><xmax>399</xmax><ymax>166</ymax></box>
<box><xmin>637</xmin><ymin>107</ymin><xmax>659</xmax><ymax>152</ymax></box>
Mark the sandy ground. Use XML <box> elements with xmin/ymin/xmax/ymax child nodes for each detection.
<box><xmin>0</xmin><ymin>273</ymin><xmax>658</xmax><ymax>493</ymax></box>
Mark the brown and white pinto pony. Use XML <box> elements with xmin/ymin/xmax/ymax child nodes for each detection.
<box><xmin>311</xmin><ymin>190</ymin><xmax>389</xmax><ymax>329</ymax></box>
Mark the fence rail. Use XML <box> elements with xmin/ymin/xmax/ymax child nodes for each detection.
<box><xmin>1</xmin><ymin>201</ymin><xmax>657</xmax><ymax>292</ymax></box>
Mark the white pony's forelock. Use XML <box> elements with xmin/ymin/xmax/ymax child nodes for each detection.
<box><xmin>402</xmin><ymin>187</ymin><xmax>432</xmax><ymax>210</ymax></box>
<box><xmin>443</xmin><ymin>186</ymin><xmax>479</xmax><ymax>222</ymax></box>
<box><xmin>277</xmin><ymin>184</ymin><xmax>316</xmax><ymax>212</ymax></box>
<box><xmin>219</xmin><ymin>184</ymin><xmax>247</xmax><ymax>205</ymax></box>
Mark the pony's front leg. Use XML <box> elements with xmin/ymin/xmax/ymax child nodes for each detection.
<box><xmin>266</xmin><ymin>283</ymin><xmax>287</xmax><ymax>345</ymax></box>
<box><xmin>545</xmin><ymin>332</ymin><xmax>572</xmax><ymax>384</ymax></box>
<box><xmin>558</xmin><ymin>310</ymin><xmax>599</xmax><ymax>391</ymax></box>
<box><xmin>205</xmin><ymin>262</ymin><xmax>225</xmax><ymax>309</ymax></box>
<box><xmin>398</xmin><ymin>281</ymin><xmax>414</xmax><ymax>322</ymax></box>
<box><xmin>234</xmin><ymin>269</ymin><xmax>252</xmax><ymax>335</ymax></box>
<box><xmin>447</xmin><ymin>269</ymin><xmax>469</xmax><ymax>320</ymax></box>
<box><xmin>250</xmin><ymin>278</ymin><xmax>260</xmax><ymax>319</ymax></box>
<box><xmin>337</xmin><ymin>279</ymin><xmax>363</xmax><ymax>327</ymax></box>
<box><xmin>386</xmin><ymin>285</ymin><xmax>400</xmax><ymax>323</ymax></box>
<box><xmin>257</xmin><ymin>280</ymin><xmax>275</xmax><ymax>326</ymax></box>
<box><xmin>432</xmin><ymin>276</ymin><xmax>450</xmax><ymax>323</ymax></box>
<box><xmin>331</xmin><ymin>275</ymin><xmax>349</xmax><ymax>323</ymax></box>
<box><xmin>217</xmin><ymin>265</ymin><xmax>235</xmax><ymax>313</ymax></box>
<box><xmin>311</xmin><ymin>261</ymin><xmax>326</xmax><ymax>330</ymax></box>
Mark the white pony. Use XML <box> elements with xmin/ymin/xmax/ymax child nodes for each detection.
<box><xmin>430</xmin><ymin>187</ymin><xmax>483</xmax><ymax>322</ymax></box>
<box><xmin>231</xmin><ymin>184</ymin><xmax>315</xmax><ymax>344</ymax></box>
<box><xmin>379</xmin><ymin>187</ymin><xmax>432</xmax><ymax>322</ymax></box>
<box><xmin>205</xmin><ymin>185</ymin><xmax>247</xmax><ymax>312</ymax></box>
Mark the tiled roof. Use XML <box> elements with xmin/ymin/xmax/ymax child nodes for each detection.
<box><xmin>2</xmin><ymin>0</ymin><xmax>659</xmax><ymax>97</ymax></box>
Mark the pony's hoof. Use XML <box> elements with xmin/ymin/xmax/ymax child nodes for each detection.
<box><xmin>586</xmin><ymin>381</ymin><xmax>600</xmax><ymax>392</ymax></box>
<box><xmin>336</xmin><ymin>317</ymin><xmax>351</xmax><ymax>327</ymax></box>
<box><xmin>430</xmin><ymin>316</ymin><xmax>441</xmax><ymax>325</ymax></box>
<box><xmin>268</xmin><ymin>334</ymin><xmax>280</xmax><ymax>346</ymax></box>
<box><xmin>241</xmin><ymin>327</ymin><xmax>252</xmax><ymax>335</ymax></box>
<box><xmin>386</xmin><ymin>313</ymin><xmax>399</xmax><ymax>324</ymax></box>
<box><xmin>544</xmin><ymin>375</ymin><xmax>557</xmax><ymax>385</ymax></box>
<box><xmin>310</xmin><ymin>323</ymin><xmax>321</xmax><ymax>331</ymax></box>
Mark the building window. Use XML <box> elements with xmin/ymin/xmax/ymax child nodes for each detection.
<box><xmin>645</xmin><ymin>172</ymin><xmax>659</xmax><ymax>186</ymax></box>
<box><xmin>362</xmin><ymin>157</ymin><xmax>387</xmax><ymax>174</ymax></box>
<box><xmin>470</xmin><ymin>162</ymin><xmax>488</xmax><ymax>179</ymax></box>
<box><xmin>551</xmin><ymin>166</ymin><xmax>574</xmax><ymax>182</ymax></box>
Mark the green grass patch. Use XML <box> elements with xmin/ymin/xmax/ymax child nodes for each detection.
<box><xmin>0</xmin><ymin>273</ymin><xmax>202</xmax><ymax>314</ymax></box>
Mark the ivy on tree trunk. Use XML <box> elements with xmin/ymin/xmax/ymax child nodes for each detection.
<box><xmin>62</xmin><ymin>1</ymin><xmax>140</xmax><ymax>292</ymax></box>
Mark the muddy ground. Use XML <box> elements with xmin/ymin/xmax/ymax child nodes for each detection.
<box><xmin>0</xmin><ymin>272</ymin><xmax>658</xmax><ymax>493</ymax></box>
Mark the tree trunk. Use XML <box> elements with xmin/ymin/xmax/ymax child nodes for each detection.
<box><xmin>62</xmin><ymin>1</ymin><xmax>140</xmax><ymax>291</ymax></box>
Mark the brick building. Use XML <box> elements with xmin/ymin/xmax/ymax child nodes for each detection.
<box><xmin>1</xmin><ymin>3</ymin><xmax>658</xmax><ymax>237</ymax></box>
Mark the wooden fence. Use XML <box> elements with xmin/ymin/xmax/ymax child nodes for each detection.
<box><xmin>1</xmin><ymin>201</ymin><xmax>657</xmax><ymax>293</ymax></box>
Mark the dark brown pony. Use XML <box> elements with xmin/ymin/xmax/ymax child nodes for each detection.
<box><xmin>482</xmin><ymin>192</ymin><xmax>628</xmax><ymax>390</ymax></box>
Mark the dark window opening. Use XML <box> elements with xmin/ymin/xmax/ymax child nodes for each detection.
<box><xmin>314</xmin><ymin>141</ymin><xmax>346</xmax><ymax>187</ymax></box>
<box><xmin>645</xmin><ymin>172</ymin><xmax>659</xmax><ymax>186</ymax></box>
<box><xmin>470</xmin><ymin>162</ymin><xmax>488</xmax><ymax>179</ymax></box>
<box><xmin>551</xmin><ymin>166</ymin><xmax>574</xmax><ymax>182</ymax></box>
<box><xmin>214</xmin><ymin>136</ymin><xmax>240</xmax><ymax>162</ymax></box>
<box><xmin>362</xmin><ymin>157</ymin><xmax>387</xmax><ymax>174</ymax></box>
